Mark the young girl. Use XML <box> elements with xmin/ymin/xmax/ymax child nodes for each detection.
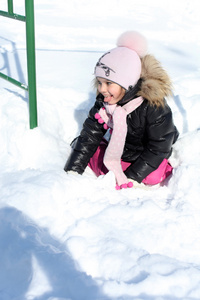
<box><xmin>64</xmin><ymin>31</ymin><xmax>179</xmax><ymax>190</ymax></box>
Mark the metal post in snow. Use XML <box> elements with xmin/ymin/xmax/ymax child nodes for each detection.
<box><xmin>7</xmin><ymin>0</ymin><xmax>13</xmax><ymax>15</ymax></box>
<box><xmin>0</xmin><ymin>0</ymin><xmax>38</xmax><ymax>129</ymax></box>
<box><xmin>25</xmin><ymin>0</ymin><xmax>38</xmax><ymax>129</ymax></box>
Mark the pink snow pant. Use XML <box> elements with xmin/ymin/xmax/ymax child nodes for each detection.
<box><xmin>88</xmin><ymin>139</ymin><xmax>173</xmax><ymax>185</ymax></box>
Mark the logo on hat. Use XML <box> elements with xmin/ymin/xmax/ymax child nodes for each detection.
<box><xmin>95</xmin><ymin>52</ymin><xmax>116</xmax><ymax>77</ymax></box>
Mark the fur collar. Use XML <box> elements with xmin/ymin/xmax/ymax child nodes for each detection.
<box><xmin>137</xmin><ymin>54</ymin><xmax>173</xmax><ymax>107</ymax></box>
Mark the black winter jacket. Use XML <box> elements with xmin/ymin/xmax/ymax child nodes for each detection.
<box><xmin>64</xmin><ymin>94</ymin><xmax>179</xmax><ymax>183</ymax></box>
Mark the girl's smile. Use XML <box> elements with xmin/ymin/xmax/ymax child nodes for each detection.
<box><xmin>97</xmin><ymin>77</ymin><xmax>126</xmax><ymax>105</ymax></box>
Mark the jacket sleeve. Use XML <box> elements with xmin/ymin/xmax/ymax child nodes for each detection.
<box><xmin>64</xmin><ymin>100</ymin><xmax>106</xmax><ymax>174</ymax></box>
<box><xmin>124</xmin><ymin>103</ymin><xmax>179</xmax><ymax>183</ymax></box>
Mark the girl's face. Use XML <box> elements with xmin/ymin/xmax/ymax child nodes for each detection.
<box><xmin>97</xmin><ymin>77</ymin><xmax>126</xmax><ymax>105</ymax></box>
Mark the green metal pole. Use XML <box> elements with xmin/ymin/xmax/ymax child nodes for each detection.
<box><xmin>25</xmin><ymin>0</ymin><xmax>38</xmax><ymax>129</ymax></box>
<box><xmin>0</xmin><ymin>10</ymin><xmax>26</xmax><ymax>21</ymax></box>
<box><xmin>7</xmin><ymin>0</ymin><xmax>13</xmax><ymax>15</ymax></box>
<box><xmin>0</xmin><ymin>72</ymin><xmax>28</xmax><ymax>90</ymax></box>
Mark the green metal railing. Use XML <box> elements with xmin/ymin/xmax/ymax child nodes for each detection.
<box><xmin>0</xmin><ymin>0</ymin><xmax>38</xmax><ymax>129</ymax></box>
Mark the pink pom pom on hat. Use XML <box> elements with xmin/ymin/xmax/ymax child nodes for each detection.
<box><xmin>95</xmin><ymin>31</ymin><xmax>148</xmax><ymax>90</ymax></box>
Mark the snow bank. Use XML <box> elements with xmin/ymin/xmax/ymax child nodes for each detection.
<box><xmin>1</xmin><ymin>0</ymin><xmax>200</xmax><ymax>299</ymax></box>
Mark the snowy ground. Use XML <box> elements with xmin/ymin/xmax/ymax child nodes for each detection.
<box><xmin>1</xmin><ymin>0</ymin><xmax>200</xmax><ymax>299</ymax></box>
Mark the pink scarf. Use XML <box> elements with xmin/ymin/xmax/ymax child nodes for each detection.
<box><xmin>95</xmin><ymin>96</ymin><xmax>144</xmax><ymax>189</ymax></box>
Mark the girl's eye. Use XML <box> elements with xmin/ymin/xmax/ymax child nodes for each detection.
<box><xmin>97</xmin><ymin>81</ymin><xmax>102</xmax><ymax>85</ymax></box>
<box><xmin>107</xmin><ymin>82</ymin><xmax>112</xmax><ymax>85</ymax></box>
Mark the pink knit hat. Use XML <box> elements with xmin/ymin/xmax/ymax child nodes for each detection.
<box><xmin>95</xmin><ymin>31</ymin><xmax>148</xmax><ymax>90</ymax></box>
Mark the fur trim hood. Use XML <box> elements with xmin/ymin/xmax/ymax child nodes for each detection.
<box><xmin>137</xmin><ymin>54</ymin><xmax>173</xmax><ymax>107</ymax></box>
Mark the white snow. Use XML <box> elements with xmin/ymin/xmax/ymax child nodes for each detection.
<box><xmin>1</xmin><ymin>0</ymin><xmax>200</xmax><ymax>299</ymax></box>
